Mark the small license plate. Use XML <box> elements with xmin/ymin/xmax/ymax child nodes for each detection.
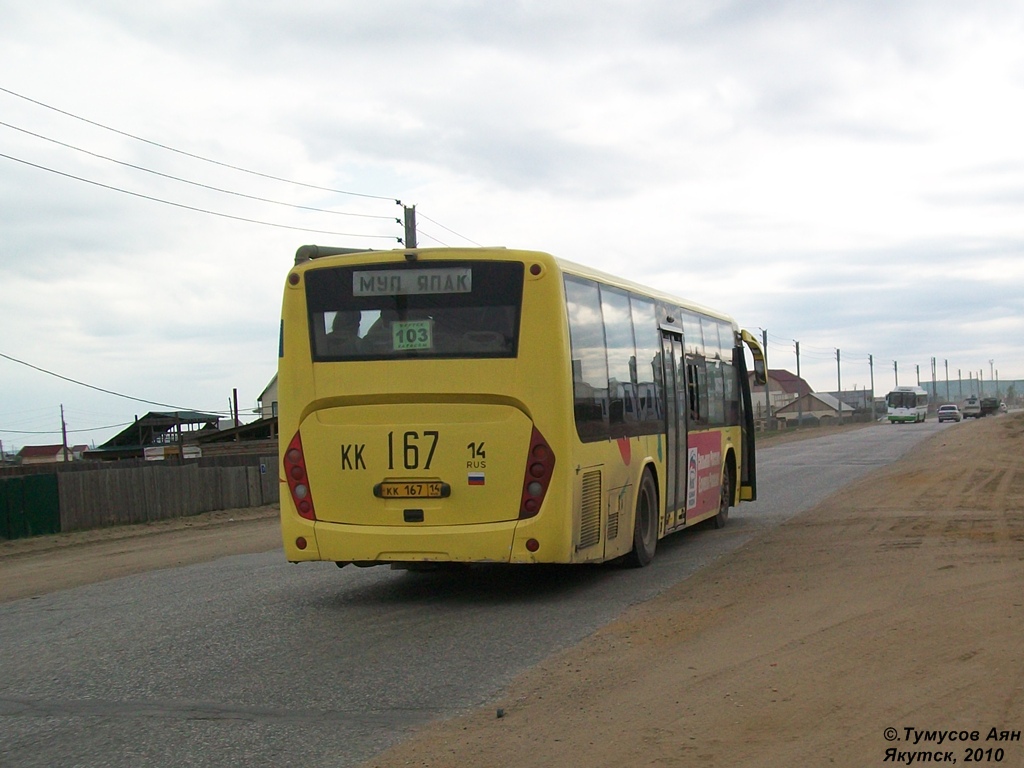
<box><xmin>373</xmin><ymin>480</ymin><xmax>451</xmax><ymax>499</ymax></box>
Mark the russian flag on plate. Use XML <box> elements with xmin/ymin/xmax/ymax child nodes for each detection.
<box><xmin>468</xmin><ymin>472</ymin><xmax>485</xmax><ymax>486</ymax></box>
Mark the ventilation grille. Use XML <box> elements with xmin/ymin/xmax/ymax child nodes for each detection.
<box><xmin>607</xmin><ymin>497</ymin><xmax>619</xmax><ymax>541</ymax></box>
<box><xmin>579</xmin><ymin>470</ymin><xmax>602</xmax><ymax>550</ymax></box>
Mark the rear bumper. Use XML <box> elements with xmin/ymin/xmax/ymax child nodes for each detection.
<box><xmin>280</xmin><ymin>513</ymin><xmax>565</xmax><ymax>565</ymax></box>
<box><xmin>314</xmin><ymin>520</ymin><xmax>517</xmax><ymax>563</ymax></box>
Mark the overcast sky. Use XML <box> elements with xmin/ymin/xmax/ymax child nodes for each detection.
<box><xmin>2</xmin><ymin>1</ymin><xmax>1023</xmax><ymax>451</ymax></box>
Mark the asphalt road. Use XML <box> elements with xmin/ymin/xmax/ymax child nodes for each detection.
<box><xmin>0</xmin><ymin>421</ymin><xmax>940</xmax><ymax>768</ymax></box>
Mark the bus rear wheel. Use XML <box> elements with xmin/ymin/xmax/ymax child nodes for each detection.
<box><xmin>627</xmin><ymin>468</ymin><xmax>658</xmax><ymax>568</ymax></box>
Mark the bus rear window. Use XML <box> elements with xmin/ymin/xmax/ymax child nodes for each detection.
<box><xmin>305</xmin><ymin>261</ymin><xmax>523</xmax><ymax>360</ymax></box>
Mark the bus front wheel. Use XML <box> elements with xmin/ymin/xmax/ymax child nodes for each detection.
<box><xmin>627</xmin><ymin>468</ymin><xmax>658</xmax><ymax>568</ymax></box>
<box><xmin>713</xmin><ymin>467</ymin><xmax>732</xmax><ymax>529</ymax></box>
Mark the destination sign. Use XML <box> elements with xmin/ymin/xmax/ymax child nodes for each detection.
<box><xmin>353</xmin><ymin>268</ymin><xmax>472</xmax><ymax>296</ymax></box>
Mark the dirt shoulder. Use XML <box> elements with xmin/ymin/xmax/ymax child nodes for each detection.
<box><xmin>0</xmin><ymin>505</ymin><xmax>281</xmax><ymax>603</ymax></box>
<box><xmin>366</xmin><ymin>414</ymin><xmax>1024</xmax><ymax>767</ymax></box>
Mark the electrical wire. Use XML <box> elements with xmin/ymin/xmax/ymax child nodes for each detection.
<box><xmin>0</xmin><ymin>422</ymin><xmax>133</xmax><ymax>436</ymax></box>
<box><xmin>413</xmin><ymin>227</ymin><xmax>451</xmax><ymax>247</ymax></box>
<box><xmin>0</xmin><ymin>152</ymin><xmax>402</xmax><ymax>240</ymax></box>
<box><xmin>0</xmin><ymin>85</ymin><xmax>400</xmax><ymax>202</ymax></box>
<box><xmin>417</xmin><ymin>211</ymin><xmax>483</xmax><ymax>247</ymax></box>
<box><xmin>0</xmin><ymin>350</ymin><xmax>222</xmax><ymax>413</ymax></box>
<box><xmin>2</xmin><ymin>85</ymin><xmax>479</xmax><ymax>251</ymax></box>
<box><xmin>0</xmin><ymin>120</ymin><xmax>400</xmax><ymax>222</ymax></box>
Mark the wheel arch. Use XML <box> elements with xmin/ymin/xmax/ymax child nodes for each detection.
<box><xmin>625</xmin><ymin>460</ymin><xmax>660</xmax><ymax>567</ymax></box>
<box><xmin>723</xmin><ymin>446</ymin><xmax>738</xmax><ymax>506</ymax></box>
<box><xmin>640</xmin><ymin>457</ymin><xmax>662</xmax><ymax>515</ymax></box>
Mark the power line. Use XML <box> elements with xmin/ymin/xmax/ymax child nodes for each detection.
<box><xmin>0</xmin><ymin>350</ymin><xmax>220</xmax><ymax>412</ymax></box>
<box><xmin>2</xmin><ymin>85</ymin><xmax>478</xmax><ymax>253</ymax></box>
<box><xmin>0</xmin><ymin>152</ymin><xmax>402</xmax><ymax>240</ymax></box>
<box><xmin>414</xmin><ymin>227</ymin><xmax>451</xmax><ymax>247</ymax></box>
<box><xmin>0</xmin><ymin>422</ymin><xmax>132</xmax><ymax>436</ymax></box>
<box><xmin>1</xmin><ymin>119</ymin><xmax>401</xmax><ymax>222</ymax></box>
<box><xmin>0</xmin><ymin>85</ymin><xmax>400</xmax><ymax>202</ymax></box>
<box><xmin>417</xmin><ymin>211</ymin><xmax>483</xmax><ymax>247</ymax></box>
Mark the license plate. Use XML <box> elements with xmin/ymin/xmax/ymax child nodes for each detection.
<box><xmin>373</xmin><ymin>480</ymin><xmax>451</xmax><ymax>499</ymax></box>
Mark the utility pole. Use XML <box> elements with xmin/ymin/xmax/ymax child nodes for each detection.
<box><xmin>403</xmin><ymin>205</ymin><xmax>417</xmax><ymax>248</ymax></box>
<box><xmin>931</xmin><ymin>357</ymin><xmax>937</xmax><ymax>411</ymax></box>
<box><xmin>796</xmin><ymin>341</ymin><xmax>803</xmax><ymax>426</ymax></box>
<box><xmin>762</xmin><ymin>329</ymin><xmax>770</xmax><ymax>425</ymax></box>
<box><xmin>836</xmin><ymin>348</ymin><xmax>842</xmax><ymax>424</ymax></box>
<box><xmin>60</xmin><ymin>404</ymin><xmax>69</xmax><ymax>462</ymax></box>
<box><xmin>916</xmin><ymin>364</ymin><xmax>920</xmax><ymax>386</ymax></box>
<box><xmin>894</xmin><ymin>360</ymin><xmax>898</xmax><ymax>387</ymax></box>
<box><xmin>945</xmin><ymin>360</ymin><xmax>949</xmax><ymax>402</ymax></box>
<box><xmin>869</xmin><ymin>354</ymin><xmax>875</xmax><ymax>420</ymax></box>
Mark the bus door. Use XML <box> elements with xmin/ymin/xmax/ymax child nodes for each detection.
<box><xmin>660</xmin><ymin>330</ymin><xmax>688</xmax><ymax>531</ymax></box>
<box><xmin>739</xmin><ymin>330</ymin><xmax>765</xmax><ymax>501</ymax></box>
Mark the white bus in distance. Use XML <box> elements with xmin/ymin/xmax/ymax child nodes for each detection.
<box><xmin>886</xmin><ymin>385</ymin><xmax>929</xmax><ymax>423</ymax></box>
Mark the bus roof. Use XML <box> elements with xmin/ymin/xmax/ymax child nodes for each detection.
<box><xmin>554</xmin><ymin>255</ymin><xmax>735</xmax><ymax>327</ymax></box>
<box><xmin>293</xmin><ymin>245</ymin><xmax>737</xmax><ymax>328</ymax></box>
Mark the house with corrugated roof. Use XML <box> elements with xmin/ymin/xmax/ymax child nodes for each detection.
<box><xmin>774</xmin><ymin>393</ymin><xmax>856</xmax><ymax>424</ymax></box>
<box><xmin>17</xmin><ymin>444</ymin><xmax>88</xmax><ymax>465</ymax></box>
<box><xmin>748</xmin><ymin>369</ymin><xmax>813</xmax><ymax>419</ymax></box>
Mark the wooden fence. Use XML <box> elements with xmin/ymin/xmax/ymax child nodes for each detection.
<box><xmin>1</xmin><ymin>456</ymin><xmax>279</xmax><ymax>538</ymax></box>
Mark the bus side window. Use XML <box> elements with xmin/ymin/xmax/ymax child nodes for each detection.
<box><xmin>687</xmin><ymin>361</ymin><xmax>699</xmax><ymax>421</ymax></box>
<box><xmin>706</xmin><ymin>358</ymin><xmax>725</xmax><ymax>426</ymax></box>
<box><xmin>601</xmin><ymin>286</ymin><xmax>637</xmax><ymax>437</ymax></box>
<box><xmin>629</xmin><ymin>295</ymin><xmax>661</xmax><ymax>431</ymax></box>
<box><xmin>687</xmin><ymin>357</ymin><xmax>707</xmax><ymax>424</ymax></box>
<box><xmin>565</xmin><ymin>276</ymin><xmax>610</xmax><ymax>441</ymax></box>
<box><xmin>725</xmin><ymin>343</ymin><xmax>741</xmax><ymax>425</ymax></box>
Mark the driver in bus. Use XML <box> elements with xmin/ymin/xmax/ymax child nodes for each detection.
<box><xmin>325</xmin><ymin>310</ymin><xmax>361</xmax><ymax>354</ymax></box>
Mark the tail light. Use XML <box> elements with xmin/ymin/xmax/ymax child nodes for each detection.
<box><xmin>519</xmin><ymin>427</ymin><xmax>555</xmax><ymax>519</ymax></box>
<box><xmin>284</xmin><ymin>431</ymin><xmax>316</xmax><ymax>520</ymax></box>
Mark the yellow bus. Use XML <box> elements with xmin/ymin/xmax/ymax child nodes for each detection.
<box><xmin>278</xmin><ymin>246</ymin><xmax>765</xmax><ymax>568</ymax></box>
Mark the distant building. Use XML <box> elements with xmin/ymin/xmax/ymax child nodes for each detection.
<box><xmin>775</xmin><ymin>393</ymin><xmax>856</xmax><ymax>424</ymax></box>
<box><xmin>748</xmin><ymin>369</ymin><xmax>813</xmax><ymax>419</ymax></box>
<box><xmin>258</xmin><ymin>375</ymin><xmax>278</xmax><ymax>419</ymax></box>
<box><xmin>84</xmin><ymin>411</ymin><xmax>222</xmax><ymax>461</ymax></box>
<box><xmin>17</xmin><ymin>444</ymin><xmax>89</xmax><ymax>465</ymax></box>
<box><xmin>823</xmin><ymin>389</ymin><xmax>875</xmax><ymax>413</ymax></box>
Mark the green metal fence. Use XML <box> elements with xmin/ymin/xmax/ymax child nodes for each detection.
<box><xmin>0</xmin><ymin>474</ymin><xmax>61</xmax><ymax>539</ymax></box>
